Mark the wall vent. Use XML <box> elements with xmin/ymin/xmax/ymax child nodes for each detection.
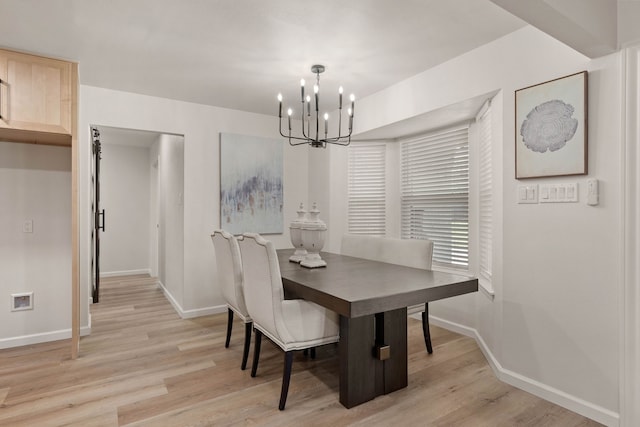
<box><xmin>11</xmin><ymin>292</ymin><xmax>33</xmax><ymax>311</ymax></box>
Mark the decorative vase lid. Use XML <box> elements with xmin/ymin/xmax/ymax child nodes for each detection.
<box><xmin>301</xmin><ymin>202</ymin><xmax>327</xmax><ymax>231</ymax></box>
<box><xmin>290</xmin><ymin>202</ymin><xmax>308</xmax><ymax>228</ymax></box>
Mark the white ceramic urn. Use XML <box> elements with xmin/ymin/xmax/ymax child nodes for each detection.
<box><xmin>300</xmin><ymin>202</ymin><xmax>327</xmax><ymax>268</ymax></box>
<box><xmin>289</xmin><ymin>202</ymin><xmax>308</xmax><ymax>263</ymax></box>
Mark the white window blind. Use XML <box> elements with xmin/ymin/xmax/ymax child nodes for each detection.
<box><xmin>348</xmin><ymin>142</ymin><xmax>386</xmax><ymax>236</ymax></box>
<box><xmin>400</xmin><ymin>126</ymin><xmax>469</xmax><ymax>267</ymax></box>
<box><xmin>477</xmin><ymin>101</ymin><xmax>492</xmax><ymax>280</ymax></box>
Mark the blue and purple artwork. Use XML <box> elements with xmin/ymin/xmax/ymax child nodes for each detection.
<box><xmin>220</xmin><ymin>133</ymin><xmax>283</xmax><ymax>234</ymax></box>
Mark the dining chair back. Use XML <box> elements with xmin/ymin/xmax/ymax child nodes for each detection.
<box><xmin>239</xmin><ymin>232</ymin><xmax>339</xmax><ymax>410</ymax></box>
<box><xmin>211</xmin><ymin>230</ymin><xmax>252</xmax><ymax>369</ymax></box>
<box><xmin>341</xmin><ymin>233</ymin><xmax>435</xmax><ymax>353</ymax></box>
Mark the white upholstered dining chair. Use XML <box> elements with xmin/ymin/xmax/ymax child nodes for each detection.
<box><xmin>238</xmin><ymin>232</ymin><xmax>340</xmax><ymax>410</ymax></box>
<box><xmin>211</xmin><ymin>230</ymin><xmax>252</xmax><ymax>370</ymax></box>
<box><xmin>341</xmin><ymin>233</ymin><xmax>435</xmax><ymax>353</ymax></box>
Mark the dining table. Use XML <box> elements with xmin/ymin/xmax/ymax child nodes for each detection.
<box><xmin>277</xmin><ymin>248</ymin><xmax>479</xmax><ymax>408</ymax></box>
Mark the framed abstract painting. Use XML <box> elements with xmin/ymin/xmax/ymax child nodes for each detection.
<box><xmin>515</xmin><ymin>71</ymin><xmax>588</xmax><ymax>179</ymax></box>
<box><xmin>220</xmin><ymin>133</ymin><xmax>283</xmax><ymax>234</ymax></box>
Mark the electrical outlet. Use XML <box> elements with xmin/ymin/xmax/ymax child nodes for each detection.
<box><xmin>11</xmin><ymin>292</ymin><xmax>33</xmax><ymax>311</ymax></box>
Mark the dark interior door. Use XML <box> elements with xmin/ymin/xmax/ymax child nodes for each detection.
<box><xmin>91</xmin><ymin>126</ymin><xmax>104</xmax><ymax>303</ymax></box>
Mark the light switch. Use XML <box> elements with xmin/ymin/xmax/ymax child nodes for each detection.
<box><xmin>541</xmin><ymin>186</ymin><xmax>549</xmax><ymax>200</ymax></box>
<box><xmin>518</xmin><ymin>184</ymin><xmax>538</xmax><ymax>204</ymax></box>
<box><xmin>558</xmin><ymin>186</ymin><xmax>566</xmax><ymax>200</ymax></box>
<box><xmin>23</xmin><ymin>220</ymin><xmax>33</xmax><ymax>233</ymax></box>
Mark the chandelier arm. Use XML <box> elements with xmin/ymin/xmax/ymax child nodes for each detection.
<box><xmin>323</xmin><ymin>126</ymin><xmax>353</xmax><ymax>143</ymax></box>
<box><xmin>288</xmin><ymin>138</ymin><xmax>310</xmax><ymax>146</ymax></box>
<box><xmin>327</xmin><ymin>132</ymin><xmax>352</xmax><ymax>146</ymax></box>
<box><xmin>278</xmin><ymin>116</ymin><xmax>288</xmax><ymax>139</ymax></box>
<box><xmin>284</xmin><ymin>133</ymin><xmax>322</xmax><ymax>144</ymax></box>
<box><xmin>300</xmin><ymin>102</ymin><xmax>309</xmax><ymax>139</ymax></box>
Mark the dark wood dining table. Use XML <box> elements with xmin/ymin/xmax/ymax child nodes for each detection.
<box><xmin>277</xmin><ymin>249</ymin><xmax>478</xmax><ymax>408</ymax></box>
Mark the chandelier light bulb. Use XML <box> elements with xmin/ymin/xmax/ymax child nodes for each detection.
<box><xmin>300</xmin><ymin>79</ymin><xmax>305</xmax><ymax>87</ymax></box>
<box><xmin>350</xmin><ymin>94</ymin><xmax>355</xmax><ymax>117</ymax></box>
<box><xmin>313</xmin><ymin>84</ymin><xmax>319</xmax><ymax>94</ymax></box>
<box><xmin>277</xmin><ymin>93</ymin><xmax>283</xmax><ymax>102</ymax></box>
<box><xmin>348</xmin><ymin>107</ymin><xmax>353</xmax><ymax>116</ymax></box>
<box><xmin>324</xmin><ymin>113</ymin><xmax>329</xmax><ymax>120</ymax></box>
<box><xmin>306</xmin><ymin>95</ymin><xmax>310</xmax><ymax>103</ymax></box>
<box><xmin>287</xmin><ymin>108</ymin><xmax>293</xmax><ymax>116</ymax></box>
<box><xmin>339</xmin><ymin>86</ymin><xmax>343</xmax><ymax>94</ymax></box>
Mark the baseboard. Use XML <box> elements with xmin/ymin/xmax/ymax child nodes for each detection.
<box><xmin>180</xmin><ymin>305</ymin><xmax>227</xmax><ymax>319</ymax></box>
<box><xmin>0</xmin><ymin>325</ymin><xmax>91</xmax><ymax>350</ymax></box>
<box><xmin>424</xmin><ymin>314</ymin><xmax>619</xmax><ymax>427</ymax></box>
<box><xmin>156</xmin><ymin>280</ymin><xmax>227</xmax><ymax>319</ymax></box>
<box><xmin>100</xmin><ymin>269</ymin><xmax>150</xmax><ymax>278</ymax></box>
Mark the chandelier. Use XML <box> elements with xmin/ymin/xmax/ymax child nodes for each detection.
<box><xmin>278</xmin><ymin>64</ymin><xmax>355</xmax><ymax>148</ymax></box>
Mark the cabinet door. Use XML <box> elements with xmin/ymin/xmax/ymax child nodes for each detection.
<box><xmin>0</xmin><ymin>49</ymin><xmax>72</xmax><ymax>135</ymax></box>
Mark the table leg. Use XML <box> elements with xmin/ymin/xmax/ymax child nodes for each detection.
<box><xmin>339</xmin><ymin>314</ymin><xmax>378</xmax><ymax>408</ymax></box>
<box><xmin>382</xmin><ymin>307</ymin><xmax>408</xmax><ymax>394</ymax></box>
<box><xmin>338</xmin><ymin>308</ymin><xmax>409</xmax><ymax>408</ymax></box>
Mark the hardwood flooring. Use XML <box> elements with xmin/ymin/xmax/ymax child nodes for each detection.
<box><xmin>0</xmin><ymin>275</ymin><xmax>602</xmax><ymax>426</ymax></box>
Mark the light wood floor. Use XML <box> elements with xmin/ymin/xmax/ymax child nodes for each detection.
<box><xmin>0</xmin><ymin>275</ymin><xmax>602</xmax><ymax>426</ymax></box>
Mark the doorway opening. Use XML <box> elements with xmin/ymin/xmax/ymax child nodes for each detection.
<box><xmin>89</xmin><ymin>125</ymin><xmax>184</xmax><ymax>306</ymax></box>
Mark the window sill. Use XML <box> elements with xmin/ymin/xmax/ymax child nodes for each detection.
<box><xmin>479</xmin><ymin>278</ymin><xmax>495</xmax><ymax>300</ymax></box>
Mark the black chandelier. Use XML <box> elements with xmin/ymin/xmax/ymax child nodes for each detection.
<box><xmin>278</xmin><ymin>64</ymin><xmax>355</xmax><ymax>148</ymax></box>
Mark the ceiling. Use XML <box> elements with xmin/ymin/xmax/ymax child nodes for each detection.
<box><xmin>0</xmin><ymin>0</ymin><xmax>526</xmax><ymax>118</ymax></box>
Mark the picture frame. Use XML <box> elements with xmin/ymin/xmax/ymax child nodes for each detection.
<box><xmin>515</xmin><ymin>71</ymin><xmax>588</xmax><ymax>179</ymax></box>
<box><xmin>219</xmin><ymin>133</ymin><xmax>284</xmax><ymax>235</ymax></box>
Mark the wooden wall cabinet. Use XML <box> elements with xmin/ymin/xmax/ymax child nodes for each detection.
<box><xmin>0</xmin><ymin>48</ymin><xmax>74</xmax><ymax>146</ymax></box>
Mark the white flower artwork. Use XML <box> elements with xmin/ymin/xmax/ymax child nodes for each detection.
<box><xmin>515</xmin><ymin>71</ymin><xmax>587</xmax><ymax>179</ymax></box>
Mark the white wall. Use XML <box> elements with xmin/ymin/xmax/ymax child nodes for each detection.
<box><xmin>100</xmin><ymin>143</ymin><xmax>151</xmax><ymax>276</ymax></box>
<box><xmin>79</xmin><ymin>87</ymin><xmax>309</xmax><ymax>325</ymax></box>
<box><xmin>149</xmin><ymin>140</ymin><xmax>159</xmax><ymax>277</ymax></box>
<box><xmin>322</xmin><ymin>26</ymin><xmax>621</xmax><ymax>425</ymax></box>
<box><xmin>0</xmin><ymin>142</ymin><xmax>71</xmax><ymax>348</ymax></box>
<box><xmin>157</xmin><ymin>134</ymin><xmax>184</xmax><ymax>305</ymax></box>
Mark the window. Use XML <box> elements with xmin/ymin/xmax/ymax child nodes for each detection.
<box><xmin>477</xmin><ymin>101</ymin><xmax>492</xmax><ymax>280</ymax></box>
<box><xmin>347</xmin><ymin>142</ymin><xmax>386</xmax><ymax>236</ymax></box>
<box><xmin>400</xmin><ymin>126</ymin><xmax>469</xmax><ymax>268</ymax></box>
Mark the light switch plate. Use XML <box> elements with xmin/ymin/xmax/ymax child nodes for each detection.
<box><xmin>23</xmin><ymin>220</ymin><xmax>33</xmax><ymax>233</ymax></box>
<box><xmin>539</xmin><ymin>183</ymin><xmax>578</xmax><ymax>203</ymax></box>
<box><xmin>517</xmin><ymin>184</ymin><xmax>538</xmax><ymax>204</ymax></box>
